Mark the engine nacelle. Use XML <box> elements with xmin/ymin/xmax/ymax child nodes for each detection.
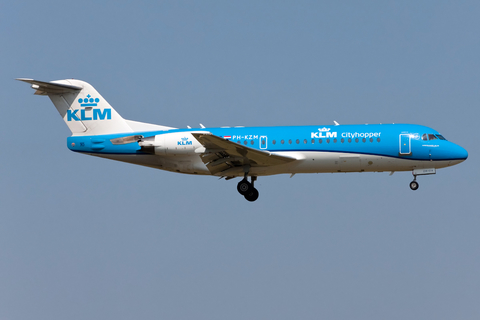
<box><xmin>141</xmin><ymin>132</ymin><xmax>203</xmax><ymax>156</ymax></box>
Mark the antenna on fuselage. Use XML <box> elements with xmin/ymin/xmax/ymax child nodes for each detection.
<box><xmin>187</xmin><ymin>126</ymin><xmax>191</xmax><ymax>129</ymax></box>
<box><xmin>200</xmin><ymin>123</ymin><xmax>206</xmax><ymax>128</ymax></box>
<box><xmin>334</xmin><ymin>121</ymin><xmax>340</xmax><ymax>126</ymax></box>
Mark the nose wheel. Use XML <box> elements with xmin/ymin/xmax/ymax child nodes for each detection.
<box><xmin>409</xmin><ymin>180</ymin><xmax>419</xmax><ymax>190</ymax></box>
<box><xmin>409</xmin><ymin>172</ymin><xmax>419</xmax><ymax>191</ymax></box>
<box><xmin>237</xmin><ymin>176</ymin><xmax>259</xmax><ymax>202</ymax></box>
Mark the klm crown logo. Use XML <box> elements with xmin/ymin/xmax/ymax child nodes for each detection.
<box><xmin>78</xmin><ymin>94</ymin><xmax>100</xmax><ymax>107</ymax></box>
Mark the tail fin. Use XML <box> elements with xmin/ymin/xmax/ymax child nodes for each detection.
<box><xmin>17</xmin><ymin>78</ymin><xmax>133</xmax><ymax>136</ymax></box>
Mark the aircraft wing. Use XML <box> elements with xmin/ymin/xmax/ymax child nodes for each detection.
<box><xmin>191</xmin><ymin>132</ymin><xmax>295</xmax><ymax>176</ymax></box>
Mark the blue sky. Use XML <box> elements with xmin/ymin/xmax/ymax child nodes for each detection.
<box><xmin>1</xmin><ymin>1</ymin><xmax>479</xmax><ymax>319</ymax></box>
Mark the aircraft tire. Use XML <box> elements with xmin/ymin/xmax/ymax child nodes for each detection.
<box><xmin>244</xmin><ymin>188</ymin><xmax>259</xmax><ymax>202</ymax></box>
<box><xmin>409</xmin><ymin>181</ymin><xmax>419</xmax><ymax>191</ymax></box>
<box><xmin>237</xmin><ymin>179</ymin><xmax>252</xmax><ymax>195</ymax></box>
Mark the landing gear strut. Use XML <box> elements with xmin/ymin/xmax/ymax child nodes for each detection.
<box><xmin>237</xmin><ymin>169</ymin><xmax>259</xmax><ymax>201</ymax></box>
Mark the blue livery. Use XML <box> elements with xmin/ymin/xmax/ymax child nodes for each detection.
<box><xmin>18</xmin><ymin>78</ymin><xmax>468</xmax><ymax>202</ymax></box>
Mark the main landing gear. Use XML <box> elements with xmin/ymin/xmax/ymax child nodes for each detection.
<box><xmin>237</xmin><ymin>176</ymin><xmax>259</xmax><ymax>202</ymax></box>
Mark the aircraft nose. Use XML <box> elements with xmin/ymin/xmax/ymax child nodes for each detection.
<box><xmin>452</xmin><ymin>144</ymin><xmax>468</xmax><ymax>161</ymax></box>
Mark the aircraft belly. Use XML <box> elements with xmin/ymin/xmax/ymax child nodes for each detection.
<box><xmin>87</xmin><ymin>151</ymin><xmax>454</xmax><ymax>177</ymax></box>
<box><xmin>263</xmin><ymin>152</ymin><xmax>454</xmax><ymax>175</ymax></box>
<box><xmin>88</xmin><ymin>153</ymin><xmax>210</xmax><ymax>175</ymax></box>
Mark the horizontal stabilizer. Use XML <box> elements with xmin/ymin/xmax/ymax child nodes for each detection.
<box><xmin>16</xmin><ymin>78</ymin><xmax>82</xmax><ymax>95</ymax></box>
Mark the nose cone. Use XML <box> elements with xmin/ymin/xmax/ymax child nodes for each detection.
<box><xmin>449</xmin><ymin>143</ymin><xmax>468</xmax><ymax>165</ymax></box>
<box><xmin>454</xmin><ymin>144</ymin><xmax>468</xmax><ymax>160</ymax></box>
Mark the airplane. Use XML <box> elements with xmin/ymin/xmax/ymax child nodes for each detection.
<box><xmin>17</xmin><ymin>78</ymin><xmax>468</xmax><ymax>202</ymax></box>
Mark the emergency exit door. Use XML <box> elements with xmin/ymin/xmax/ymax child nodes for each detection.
<box><xmin>260</xmin><ymin>136</ymin><xmax>267</xmax><ymax>149</ymax></box>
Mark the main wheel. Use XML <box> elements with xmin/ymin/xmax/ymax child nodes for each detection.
<box><xmin>410</xmin><ymin>181</ymin><xmax>419</xmax><ymax>191</ymax></box>
<box><xmin>244</xmin><ymin>188</ymin><xmax>259</xmax><ymax>202</ymax></box>
<box><xmin>237</xmin><ymin>179</ymin><xmax>252</xmax><ymax>195</ymax></box>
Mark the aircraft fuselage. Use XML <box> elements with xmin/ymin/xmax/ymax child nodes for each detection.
<box><xmin>66</xmin><ymin>123</ymin><xmax>467</xmax><ymax>177</ymax></box>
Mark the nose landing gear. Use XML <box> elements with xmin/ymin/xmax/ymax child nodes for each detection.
<box><xmin>409</xmin><ymin>168</ymin><xmax>436</xmax><ymax>191</ymax></box>
<box><xmin>237</xmin><ymin>176</ymin><xmax>259</xmax><ymax>202</ymax></box>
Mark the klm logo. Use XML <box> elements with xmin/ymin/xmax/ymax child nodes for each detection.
<box><xmin>67</xmin><ymin>108</ymin><xmax>112</xmax><ymax>121</ymax></box>
<box><xmin>178</xmin><ymin>137</ymin><xmax>192</xmax><ymax>146</ymax></box>
<box><xmin>311</xmin><ymin>127</ymin><xmax>337</xmax><ymax>139</ymax></box>
<box><xmin>67</xmin><ymin>94</ymin><xmax>111</xmax><ymax>121</ymax></box>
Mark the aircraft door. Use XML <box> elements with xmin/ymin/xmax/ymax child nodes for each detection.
<box><xmin>399</xmin><ymin>134</ymin><xmax>411</xmax><ymax>155</ymax></box>
<box><xmin>260</xmin><ymin>136</ymin><xmax>268</xmax><ymax>149</ymax></box>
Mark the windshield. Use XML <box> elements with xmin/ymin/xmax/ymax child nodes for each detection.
<box><xmin>422</xmin><ymin>133</ymin><xmax>447</xmax><ymax>141</ymax></box>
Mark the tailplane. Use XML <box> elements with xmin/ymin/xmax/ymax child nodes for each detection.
<box><xmin>17</xmin><ymin>78</ymin><xmax>134</xmax><ymax>136</ymax></box>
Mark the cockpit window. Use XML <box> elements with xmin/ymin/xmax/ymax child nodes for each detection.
<box><xmin>422</xmin><ymin>133</ymin><xmax>446</xmax><ymax>141</ymax></box>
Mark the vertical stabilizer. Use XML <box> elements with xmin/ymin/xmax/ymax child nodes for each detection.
<box><xmin>17</xmin><ymin>78</ymin><xmax>133</xmax><ymax>136</ymax></box>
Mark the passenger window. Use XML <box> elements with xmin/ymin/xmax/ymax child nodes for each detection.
<box><xmin>311</xmin><ymin>139</ymin><xmax>315</xmax><ymax>144</ymax></box>
<box><xmin>422</xmin><ymin>134</ymin><xmax>428</xmax><ymax>141</ymax></box>
<box><xmin>281</xmin><ymin>139</ymin><xmax>285</xmax><ymax>144</ymax></box>
<box><xmin>296</xmin><ymin>139</ymin><xmax>300</xmax><ymax>144</ymax></box>
<box><xmin>288</xmin><ymin>139</ymin><xmax>292</xmax><ymax>144</ymax></box>
<box><xmin>428</xmin><ymin>134</ymin><xmax>437</xmax><ymax>140</ymax></box>
<box><xmin>272</xmin><ymin>140</ymin><xmax>276</xmax><ymax>145</ymax></box>
<box><xmin>304</xmin><ymin>139</ymin><xmax>307</xmax><ymax>144</ymax></box>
